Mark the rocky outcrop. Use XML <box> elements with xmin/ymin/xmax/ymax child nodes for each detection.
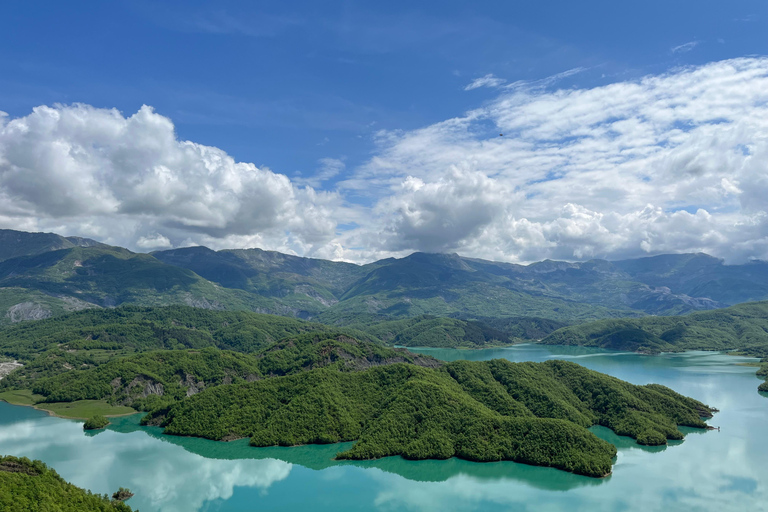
<box><xmin>6</xmin><ymin>302</ymin><xmax>52</xmax><ymax>322</ymax></box>
<box><xmin>0</xmin><ymin>361</ymin><xmax>22</xmax><ymax>380</ymax></box>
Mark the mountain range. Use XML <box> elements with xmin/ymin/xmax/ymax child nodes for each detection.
<box><xmin>2</xmin><ymin>228</ymin><xmax>767</xmax><ymax>327</ymax></box>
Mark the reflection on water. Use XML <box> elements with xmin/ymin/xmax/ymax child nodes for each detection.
<box><xmin>1</xmin><ymin>345</ymin><xmax>766</xmax><ymax>512</ymax></box>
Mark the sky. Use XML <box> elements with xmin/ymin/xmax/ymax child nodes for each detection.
<box><xmin>1</xmin><ymin>1</ymin><xmax>768</xmax><ymax>263</ymax></box>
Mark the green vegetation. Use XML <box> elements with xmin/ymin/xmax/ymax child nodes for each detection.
<box><xmin>0</xmin><ymin>389</ymin><xmax>44</xmax><ymax>406</ymax></box>
<box><xmin>112</xmin><ymin>488</ymin><xmax>133</xmax><ymax>501</ymax></box>
<box><xmin>0</xmin><ymin>305</ymin><xmax>347</xmax><ymax>364</ymax></box>
<box><xmin>7</xmin><ymin>230</ymin><xmax>760</xmax><ymax>331</ymax></box>
<box><xmin>83</xmin><ymin>415</ymin><xmax>110</xmax><ymax>430</ymax></box>
<box><xmin>0</xmin><ymin>455</ymin><xmax>134</xmax><ymax>511</ymax></box>
<box><xmin>540</xmin><ymin>301</ymin><xmax>768</xmax><ymax>393</ymax></box>
<box><xmin>0</xmin><ymin>229</ymin><xmax>104</xmax><ymax>263</ymax></box>
<box><xmin>0</xmin><ymin>287</ymin><xmax>96</xmax><ymax>326</ymax></box>
<box><xmin>4</xmin><ymin>332</ymin><xmax>437</xmax><ymax>421</ymax></box>
<box><xmin>541</xmin><ymin>301</ymin><xmax>768</xmax><ymax>355</ymax></box>
<box><xmin>35</xmin><ymin>401</ymin><xmax>135</xmax><ymax>419</ymax></box>
<box><xmin>758</xmin><ymin>361</ymin><xmax>768</xmax><ymax>392</ymax></box>
<box><xmin>348</xmin><ymin>315</ymin><xmax>514</xmax><ymax>348</ymax></box>
<box><xmin>155</xmin><ymin>359</ymin><xmax>712</xmax><ymax>477</ymax></box>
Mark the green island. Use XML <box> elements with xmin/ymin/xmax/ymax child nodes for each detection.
<box><xmin>0</xmin><ymin>455</ymin><xmax>134</xmax><ymax>511</ymax></box>
<box><xmin>83</xmin><ymin>415</ymin><xmax>110</xmax><ymax>430</ymax></box>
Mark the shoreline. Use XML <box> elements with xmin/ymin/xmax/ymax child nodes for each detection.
<box><xmin>0</xmin><ymin>397</ymin><xmax>139</xmax><ymax>421</ymax></box>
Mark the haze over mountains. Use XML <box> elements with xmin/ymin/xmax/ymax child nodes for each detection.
<box><xmin>1</xmin><ymin>229</ymin><xmax>767</xmax><ymax>327</ymax></box>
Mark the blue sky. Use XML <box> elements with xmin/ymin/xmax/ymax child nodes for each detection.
<box><xmin>1</xmin><ymin>1</ymin><xmax>768</xmax><ymax>262</ymax></box>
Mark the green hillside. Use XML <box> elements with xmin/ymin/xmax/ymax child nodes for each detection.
<box><xmin>355</xmin><ymin>315</ymin><xmax>515</xmax><ymax>348</ymax></box>
<box><xmin>614</xmin><ymin>253</ymin><xmax>768</xmax><ymax>306</ymax></box>
<box><xmin>0</xmin><ymin>305</ymin><xmax>335</xmax><ymax>363</ymax></box>
<box><xmin>540</xmin><ymin>301</ymin><xmax>768</xmax><ymax>392</ymax></box>
<box><xmin>541</xmin><ymin>301</ymin><xmax>768</xmax><ymax>354</ymax></box>
<box><xmin>0</xmin><ymin>287</ymin><xmax>96</xmax><ymax>326</ymax></box>
<box><xmin>156</xmin><ymin>359</ymin><xmax>713</xmax><ymax>477</ymax></box>
<box><xmin>14</xmin><ymin>334</ymin><xmax>438</xmax><ymax>413</ymax></box>
<box><xmin>0</xmin><ymin>245</ymin><xmax>286</xmax><ymax>313</ymax></box>
<box><xmin>0</xmin><ymin>455</ymin><xmax>133</xmax><ymax>512</ymax></box>
<box><xmin>0</xmin><ymin>229</ymin><xmax>105</xmax><ymax>263</ymax></box>
<box><xmin>4</xmin><ymin>230</ymin><xmax>765</xmax><ymax>329</ymax></box>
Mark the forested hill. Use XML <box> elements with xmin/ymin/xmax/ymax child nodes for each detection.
<box><xmin>541</xmin><ymin>301</ymin><xmax>768</xmax><ymax>355</ymax></box>
<box><xmin>156</xmin><ymin>359</ymin><xmax>714</xmax><ymax>477</ymax></box>
<box><xmin>540</xmin><ymin>301</ymin><xmax>768</xmax><ymax>393</ymax></box>
<box><xmin>4</xmin><ymin>228</ymin><xmax>768</xmax><ymax>327</ymax></box>
<box><xmin>8</xmin><ymin>334</ymin><xmax>439</xmax><ymax>413</ymax></box>
<box><xmin>0</xmin><ymin>455</ymin><xmax>134</xmax><ymax>512</ymax></box>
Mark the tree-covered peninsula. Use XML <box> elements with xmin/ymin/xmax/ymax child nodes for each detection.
<box><xmin>0</xmin><ymin>455</ymin><xmax>134</xmax><ymax>512</ymax></box>
<box><xmin>153</xmin><ymin>359</ymin><xmax>713</xmax><ymax>477</ymax></box>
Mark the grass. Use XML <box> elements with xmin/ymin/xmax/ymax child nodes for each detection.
<box><xmin>35</xmin><ymin>400</ymin><xmax>135</xmax><ymax>419</ymax></box>
<box><xmin>0</xmin><ymin>389</ymin><xmax>44</xmax><ymax>405</ymax></box>
<box><xmin>0</xmin><ymin>389</ymin><xmax>136</xmax><ymax>418</ymax></box>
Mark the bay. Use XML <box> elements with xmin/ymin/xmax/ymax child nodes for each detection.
<box><xmin>1</xmin><ymin>345</ymin><xmax>766</xmax><ymax>511</ymax></box>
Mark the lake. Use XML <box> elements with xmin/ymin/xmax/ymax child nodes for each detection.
<box><xmin>1</xmin><ymin>345</ymin><xmax>766</xmax><ymax>511</ymax></box>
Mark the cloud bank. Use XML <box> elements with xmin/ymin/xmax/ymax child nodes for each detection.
<box><xmin>0</xmin><ymin>104</ymin><xmax>339</xmax><ymax>256</ymax></box>
<box><xmin>2</xmin><ymin>57</ymin><xmax>768</xmax><ymax>263</ymax></box>
<box><xmin>343</xmin><ymin>57</ymin><xmax>768</xmax><ymax>263</ymax></box>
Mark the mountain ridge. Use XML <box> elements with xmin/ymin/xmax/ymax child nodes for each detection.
<box><xmin>1</xmin><ymin>229</ymin><xmax>766</xmax><ymax>326</ymax></box>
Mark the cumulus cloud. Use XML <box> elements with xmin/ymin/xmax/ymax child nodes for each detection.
<box><xmin>4</xmin><ymin>58</ymin><xmax>768</xmax><ymax>264</ymax></box>
<box><xmin>464</xmin><ymin>74</ymin><xmax>506</xmax><ymax>90</ymax></box>
<box><xmin>342</xmin><ymin>57</ymin><xmax>768</xmax><ymax>263</ymax></box>
<box><xmin>0</xmin><ymin>104</ymin><xmax>340</xmax><ymax>255</ymax></box>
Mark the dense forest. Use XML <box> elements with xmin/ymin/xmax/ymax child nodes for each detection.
<box><xmin>154</xmin><ymin>359</ymin><xmax>713</xmax><ymax>477</ymax></box>
<box><xmin>12</xmin><ymin>334</ymin><xmax>438</xmax><ymax>414</ymax></box>
<box><xmin>0</xmin><ymin>455</ymin><xmax>134</xmax><ymax>511</ymax></box>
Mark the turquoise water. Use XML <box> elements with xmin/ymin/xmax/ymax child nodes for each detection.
<box><xmin>1</xmin><ymin>345</ymin><xmax>767</xmax><ymax>511</ymax></box>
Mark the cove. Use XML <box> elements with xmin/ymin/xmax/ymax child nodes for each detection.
<box><xmin>1</xmin><ymin>345</ymin><xmax>767</xmax><ymax>511</ymax></box>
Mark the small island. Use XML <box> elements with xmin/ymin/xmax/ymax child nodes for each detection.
<box><xmin>83</xmin><ymin>415</ymin><xmax>110</xmax><ymax>430</ymax></box>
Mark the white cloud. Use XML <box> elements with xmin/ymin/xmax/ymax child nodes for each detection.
<box><xmin>340</xmin><ymin>57</ymin><xmax>768</xmax><ymax>263</ymax></box>
<box><xmin>136</xmin><ymin>233</ymin><xmax>173</xmax><ymax>250</ymax></box>
<box><xmin>4</xmin><ymin>58</ymin><xmax>768</xmax><ymax>264</ymax></box>
<box><xmin>671</xmin><ymin>41</ymin><xmax>699</xmax><ymax>54</ymax></box>
<box><xmin>0</xmin><ymin>104</ymin><xmax>341</xmax><ymax>256</ymax></box>
<box><xmin>464</xmin><ymin>74</ymin><xmax>506</xmax><ymax>90</ymax></box>
<box><xmin>294</xmin><ymin>157</ymin><xmax>346</xmax><ymax>188</ymax></box>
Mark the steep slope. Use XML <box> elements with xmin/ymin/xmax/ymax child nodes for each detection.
<box><xmin>614</xmin><ymin>253</ymin><xmax>768</xmax><ymax>305</ymax></box>
<box><xmin>0</xmin><ymin>229</ymin><xmax>105</xmax><ymax>263</ymax></box>
<box><xmin>0</xmin><ymin>245</ymin><xmax>287</xmax><ymax>313</ymax></box>
<box><xmin>541</xmin><ymin>301</ymin><xmax>768</xmax><ymax>354</ymax></box>
<box><xmin>321</xmin><ymin>253</ymin><xmax>646</xmax><ymax>324</ymax></box>
<box><xmin>0</xmin><ymin>287</ymin><xmax>96</xmax><ymax>326</ymax></box>
<box><xmin>0</xmin><ymin>229</ymin><xmax>758</xmax><ymax>327</ymax></box>
<box><xmin>3</xmin><ymin>330</ymin><xmax>438</xmax><ymax>419</ymax></box>
<box><xmin>152</xmin><ymin>246</ymin><xmax>382</xmax><ymax>316</ymax></box>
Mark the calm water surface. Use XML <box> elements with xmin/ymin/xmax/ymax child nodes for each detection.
<box><xmin>1</xmin><ymin>345</ymin><xmax>766</xmax><ymax>512</ymax></box>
